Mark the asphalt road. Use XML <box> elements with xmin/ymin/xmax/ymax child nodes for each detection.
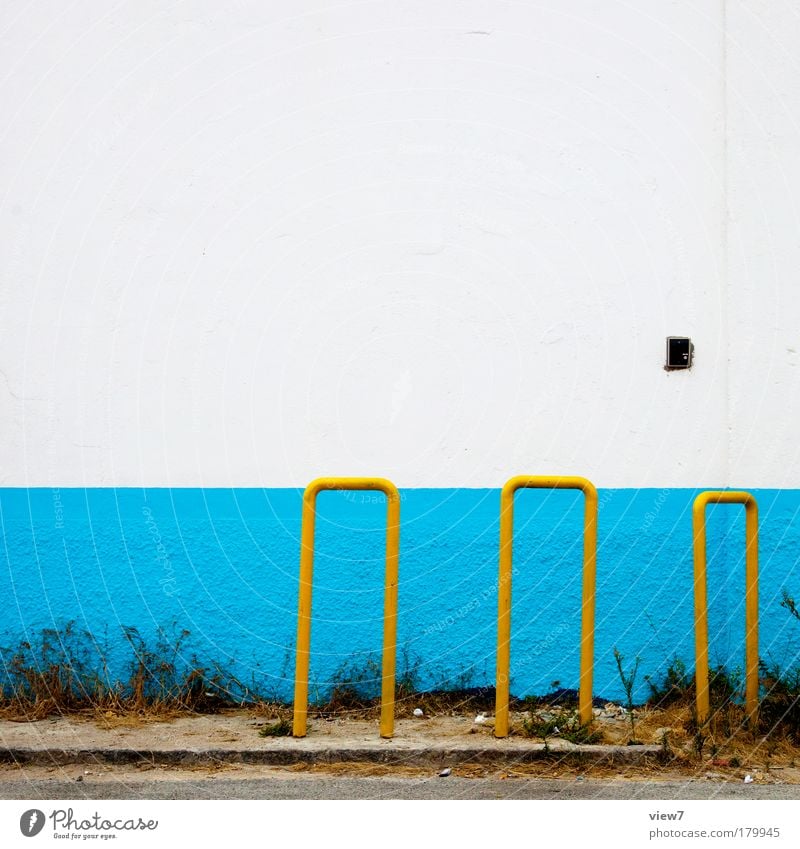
<box><xmin>2</xmin><ymin>776</ymin><xmax>799</xmax><ymax>800</ymax></box>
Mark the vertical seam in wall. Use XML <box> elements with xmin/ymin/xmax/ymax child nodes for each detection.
<box><xmin>722</xmin><ymin>0</ymin><xmax>731</xmax><ymax>488</ymax></box>
<box><xmin>721</xmin><ymin>0</ymin><xmax>737</xmax><ymax>643</ymax></box>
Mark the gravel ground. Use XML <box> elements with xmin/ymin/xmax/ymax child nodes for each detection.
<box><xmin>1</xmin><ymin>709</ymin><xmax>797</xmax><ymax>788</ymax></box>
<box><xmin>1</xmin><ymin>764</ymin><xmax>799</xmax><ymax>800</ymax></box>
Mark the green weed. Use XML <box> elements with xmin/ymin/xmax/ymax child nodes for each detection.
<box><xmin>0</xmin><ymin>621</ymin><xmax>273</xmax><ymax>719</ymax></box>
<box><xmin>521</xmin><ymin>705</ymin><xmax>603</xmax><ymax>744</ymax></box>
<box><xmin>258</xmin><ymin>718</ymin><xmax>292</xmax><ymax>737</ymax></box>
<box><xmin>613</xmin><ymin>647</ymin><xmax>641</xmax><ymax>744</ymax></box>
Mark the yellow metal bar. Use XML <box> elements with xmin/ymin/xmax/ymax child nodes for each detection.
<box><xmin>692</xmin><ymin>491</ymin><xmax>759</xmax><ymax>727</ymax></box>
<box><xmin>495</xmin><ymin>475</ymin><xmax>598</xmax><ymax>738</ymax></box>
<box><xmin>292</xmin><ymin>477</ymin><xmax>400</xmax><ymax>739</ymax></box>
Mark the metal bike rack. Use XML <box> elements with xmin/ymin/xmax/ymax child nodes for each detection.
<box><xmin>292</xmin><ymin>477</ymin><xmax>400</xmax><ymax>739</ymax></box>
<box><xmin>692</xmin><ymin>490</ymin><xmax>759</xmax><ymax>726</ymax></box>
<box><xmin>495</xmin><ymin>476</ymin><xmax>598</xmax><ymax>737</ymax></box>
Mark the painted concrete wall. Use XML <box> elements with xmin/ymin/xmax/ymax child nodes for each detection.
<box><xmin>1</xmin><ymin>2</ymin><xmax>800</xmax><ymax>701</ymax></box>
<box><xmin>2</xmin><ymin>486</ymin><xmax>799</xmax><ymax>703</ymax></box>
<box><xmin>726</xmin><ymin>0</ymin><xmax>800</xmax><ymax>488</ymax></box>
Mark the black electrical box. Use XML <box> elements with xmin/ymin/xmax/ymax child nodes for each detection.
<box><xmin>666</xmin><ymin>337</ymin><xmax>693</xmax><ymax>370</ymax></box>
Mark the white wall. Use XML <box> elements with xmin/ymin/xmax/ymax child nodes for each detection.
<box><xmin>727</xmin><ymin>0</ymin><xmax>800</xmax><ymax>489</ymax></box>
<box><xmin>0</xmin><ymin>1</ymin><xmax>775</xmax><ymax>489</ymax></box>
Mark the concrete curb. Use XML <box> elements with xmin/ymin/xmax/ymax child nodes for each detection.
<box><xmin>0</xmin><ymin>743</ymin><xmax>666</xmax><ymax>768</ymax></box>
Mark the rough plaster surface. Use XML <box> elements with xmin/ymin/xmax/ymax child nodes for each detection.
<box><xmin>1</xmin><ymin>487</ymin><xmax>799</xmax><ymax>702</ymax></box>
<box><xmin>2</xmin><ymin>3</ymin><xmax>800</xmax><ymax>695</ymax></box>
<box><xmin>1</xmin><ymin>1</ymin><xmax>730</xmax><ymax>489</ymax></box>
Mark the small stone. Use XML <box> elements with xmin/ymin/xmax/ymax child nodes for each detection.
<box><xmin>439</xmin><ymin>768</ymin><xmax>451</xmax><ymax>777</ymax></box>
<box><xmin>413</xmin><ymin>708</ymin><xmax>424</xmax><ymax>717</ymax></box>
<box><xmin>75</xmin><ymin>775</ymin><xmax>83</xmax><ymax>782</ymax></box>
<box><xmin>744</xmin><ymin>774</ymin><xmax>754</xmax><ymax>784</ymax></box>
